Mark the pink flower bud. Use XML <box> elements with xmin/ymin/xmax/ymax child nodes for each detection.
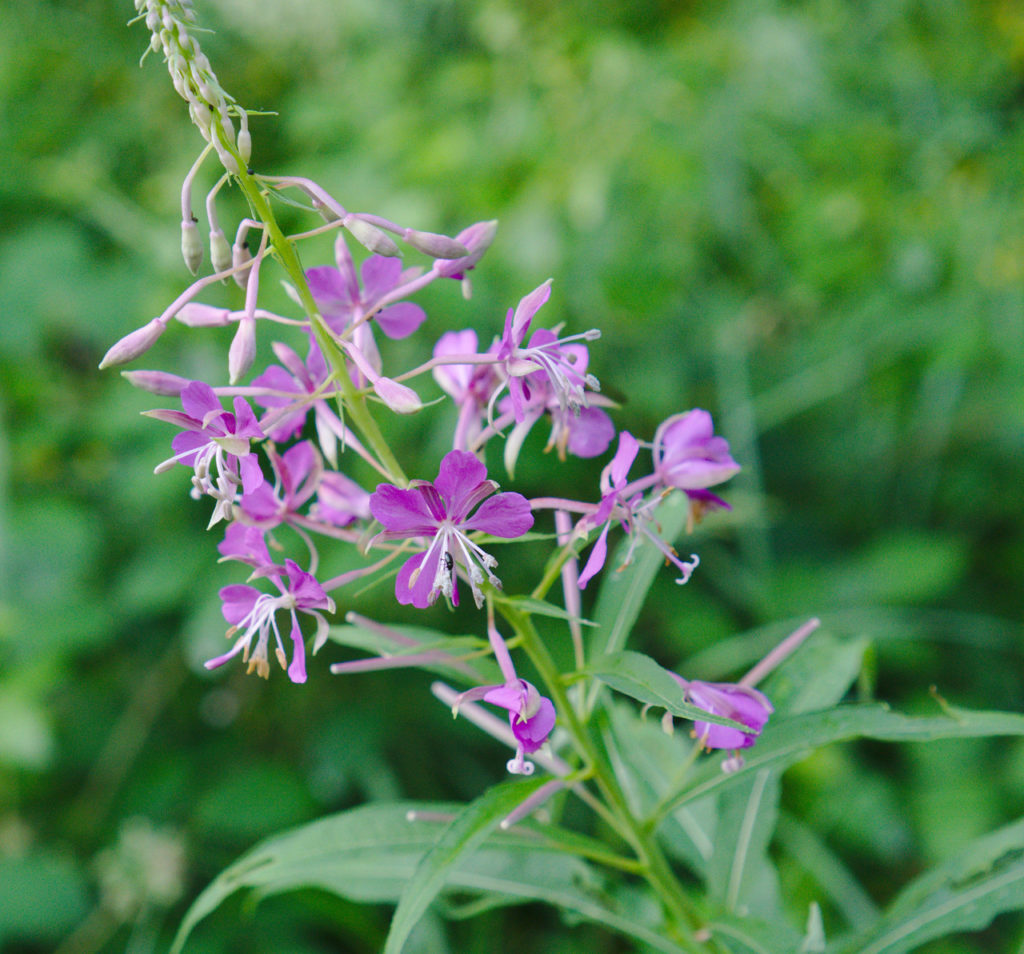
<box><xmin>373</xmin><ymin>377</ymin><xmax>422</xmax><ymax>414</ymax></box>
<box><xmin>99</xmin><ymin>318</ymin><xmax>167</xmax><ymax>369</ymax></box>
<box><xmin>228</xmin><ymin>318</ymin><xmax>257</xmax><ymax>384</ymax></box>
<box><xmin>120</xmin><ymin>369</ymin><xmax>190</xmax><ymax>395</ymax></box>
<box><xmin>231</xmin><ymin>241</ymin><xmax>253</xmax><ymax>289</ymax></box>
<box><xmin>181</xmin><ymin>218</ymin><xmax>203</xmax><ymax>274</ymax></box>
<box><xmin>403</xmin><ymin>230</ymin><xmax>469</xmax><ymax>259</ymax></box>
<box><xmin>343</xmin><ymin>216</ymin><xmax>400</xmax><ymax>257</ymax></box>
<box><xmin>175</xmin><ymin>303</ymin><xmax>232</xmax><ymax>327</ymax></box>
<box><xmin>209</xmin><ymin>228</ymin><xmax>232</xmax><ymax>274</ymax></box>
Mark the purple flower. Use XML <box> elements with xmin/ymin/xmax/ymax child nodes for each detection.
<box><xmin>307</xmin><ymin>244</ymin><xmax>426</xmax><ymax>341</ymax></box>
<box><xmin>207</xmin><ymin>559</ymin><xmax>335</xmax><ymax>683</ymax></box>
<box><xmin>240</xmin><ymin>441</ymin><xmax>321</xmax><ymax>529</ymax></box>
<box><xmin>313</xmin><ymin>470</ymin><xmax>371</xmax><ymax>527</ymax></box>
<box><xmin>653</xmin><ymin>410</ymin><xmax>740</xmax><ymax>491</ymax></box>
<box><xmin>492</xmin><ymin>281</ymin><xmax>601</xmax><ymax>422</ymax></box>
<box><xmin>455</xmin><ymin>678</ymin><xmax>556</xmax><ymax>775</ymax></box>
<box><xmin>369</xmin><ymin>450</ymin><xmax>534</xmax><ymax>608</ymax></box>
<box><xmin>149</xmin><ymin>381</ymin><xmax>264</xmax><ymax>525</ymax></box>
<box><xmin>674</xmin><ymin>677</ymin><xmax>774</xmax><ymax>751</ymax></box>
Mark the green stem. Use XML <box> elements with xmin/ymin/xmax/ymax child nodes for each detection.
<box><xmin>228</xmin><ymin>154</ymin><xmax>407</xmax><ymax>485</ymax></box>
<box><xmin>497</xmin><ymin>603</ymin><xmax>714</xmax><ymax>952</ymax></box>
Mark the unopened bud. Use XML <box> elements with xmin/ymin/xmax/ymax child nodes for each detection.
<box><xmin>120</xmin><ymin>369</ymin><xmax>190</xmax><ymax>396</ymax></box>
<box><xmin>312</xmin><ymin>198</ymin><xmax>339</xmax><ymax>224</ymax></box>
<box><xmin>213</xmin><ymin>144</ymin><xmax>239</xmax><ymax>175</ymax></box>
<box><xmin>373</xmin><ymin>377</ymin><xmax>422</xmax><ymax>414</ymax></box>
<box><xmin>181</xmin><ymin>218</ymin><xmax>203</xmax><ymax>274</ymax></box>
<box><xmin>175</xmin><ymin>303</ymin><xmax>232</xmax><ymax>327</ymax></box>
<box><xmin>209</xmin><ymin>228</ymin><xmax>232</xmax><ymax>274</ymax></box>
<box><xmin>231</xmin><ymin>242</ymin><xmax>253</xmax><ymax>289</ymax></box>
<box><xmin>343</xmin><ymin>217</ymin><xmax>400</xmax><ymax>257</ymax></box>
<box><xmin>228</xmin><ymin>318</ymin><xmax>257</xmax><ymax>384</ymax></box>
<box><xmin>403</xmin><ymin>230</ymin><xmax>469</xmax><ymax>259</ymax></box>
<box><xmin>436</xmin><ymin>219</ymin><xmax>498</xmax><ymax>277</ymax></box>
<box><xmin>236</xmin><ymin>112</ymin><xmax>251</xmax><ymax>164</ymax></box>
<box><xmin>99</xmin><ymin>318</ymin><xmax>166</xmax><ymax>369</ymax></box>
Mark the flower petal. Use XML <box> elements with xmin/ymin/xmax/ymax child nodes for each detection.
<box><xmin>463</xmin><ymin>492</ymin><xmax>534</xmax><ymax>538</ymax></box>
<box><xmin>375</xmin><ymin>302</ymin><xmax>426</xmax><ymax>339</ymax></box>
<box><xmin>434</xmin><ymin>450</ymin><xmax>488</xmax><ymax>519</ymax></box>
<box><xmin>370</xmin><ymin>484</ymin><xmax>441</xmax><ymax>534</ymax></box>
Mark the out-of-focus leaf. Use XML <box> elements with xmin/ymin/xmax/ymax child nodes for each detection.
<box><xmin>172</xmin><ymin>800</ymin><xmax>691</xmax><ymax>954</ymax></box>
<box><xmin>841</xmin><ymin>817</ymin><xmax>1024</xmax><ymax>954</ymax></box>
<box><xmin>0</xmin><ymin>851</ymin><xmax>90</xmax><ymax>945</ymax></box>
<box><xmin>0</xmin><ymin>690</ymin><xmax>54</xmax><ymax>770</ymax></box>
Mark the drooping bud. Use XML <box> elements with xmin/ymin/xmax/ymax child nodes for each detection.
<box><xmin>236</xmin><ymin>111</ymin><xmax>251</xmax><ymax>165</ymax></box>
<box><xmin>231</xmin><ymin>241</ymin><xmax>253</xmax><ymax>289</ymax></box>
<box><xmin>343</xmin><ymin>216</ymin><xmax>400</xmax><ymax>257</ymax></box>
<box><xmin>372</xmin><ymin>377</ymin><xmax>422</xmax><ymax>414</ymax></box>
<box><xmin>228</xmin><ymin>318</ymin><xmax>257</xmax><ymax>384</ymax></box>
<box><xmin>181</xmin><ymin>218</ymin><xmax>203</xmax><ymax>274</ymax></box>
<box><xmin>435</xmin><ymin>220</ymin><xmax>498</xmax><ymax>278</ymax></box>
<box><xmin>209</xmin><ymin>228</ymin><xmax>232</xmax><ymax>274</ymax></box>
<box><xmin>99</xmin><ymin>318</ymin><xmax>167</xmax><ymax>369</ymax></box>
<box><xmin>403</xmin><ymin>230</ymin><xmax>469</xmax><ymax>259</ymax></box>
<box><xmin>120</xmin><ymin>369</ymin><xmax>190</xmax><ymax>396</ymax></box>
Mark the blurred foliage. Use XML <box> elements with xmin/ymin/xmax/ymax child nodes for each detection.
<box><xmin>1</xmin><ymin>0</ymin><xmax>1024</xmax><ymax>951</ymax></box>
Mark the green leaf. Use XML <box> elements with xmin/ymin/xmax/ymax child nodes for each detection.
<box><xmin>493</xmin><ymin>594</ymin><xmax>596</xmax><ymax>626</ymax></box>
<box><xmin>171</xmin><ymin>800</ymin><xmax>691</xmax><ymax>954</ymax></box>
<box><xmin>656</xmin><ymin>703</ymin><xmax>1024</xmax><ymax>820</ymax></box>
<box><xmin>383</xmin><ymin>778</ymin><xmax>549</xmax><ymax>954</ymax></box>
<box><xmin>587</xmin><ymin>650</ymin><xmax>749</xmax><ymax>731</ymax></box>
<box><xmin>842</xmin><ymin>816</ymin><xmax>1024</xmax><ymax>954</ymax></box>
<box><xmin>328</xmin><ymin>622</ymin><xmax>500</xmax><ymax>684</ymax></box>
<box><xmin>707</xmin><ymin>769</ymin><xmax>782</xmax><ymax>917</ymax></box>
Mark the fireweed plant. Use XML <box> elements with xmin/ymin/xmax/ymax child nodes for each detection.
<box><xmin>104</xmin><ymin>3</ymin><xmax>1024</xmax><ymax>952</ymax></box>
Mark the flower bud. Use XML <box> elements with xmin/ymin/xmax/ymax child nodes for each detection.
<box><xmin>209</xmin><ymin>228</ymin><xmax>232</xmax><ymax>274</ymax></box>
<box><xmin>175</xmin><ymin>303</ymin><xmax>232</xmax><ymax>327</ymax></box>
<box><xmin>99</xmin><ymin>318</ymin><xmax>166</xmax><ymax>369</ymax></box>
<box><xmin>373</xmin><ymin>377</ymin><xmax>422</xmax><ymax>414</ymax></box>
<box><xmin>120</xmin><ymin>369</ymin><xmax>190</xmax><ymax>396</ymax></box>
<box><xmin>232</xmin><ymin>241</ymin><xmax>253</xmax><ymax>289</ymax></box>
<box><xmin>180</xmin><ymin>218</ymin><xmax>203</xmax><ymax>274</ymax></box>
<box><xmin>343</xmin><ymin>217</ymin><xmax>400</xmax><ymax>257</ymax></box>
<box><xmin>403</xmin><ymin>230</ymin><xmax>469</xmax><ymax>259</ymax></box>
<box><xmin>435</xmin><ymin>219</ymin><xmax>498</xmax><ymax>278</ymax></box>
<box><xmin>228</xmin><ymin>318</ymin><xmax>257</xmax><ymax>384</ymax></box>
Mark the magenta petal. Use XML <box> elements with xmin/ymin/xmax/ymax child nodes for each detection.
<box><xmin>239</xmin><ymin>454</ymin><xmax>264</xmax><ymax>495</ymax></box>
<box><xmin>180</xmin><ymin>380</ymin><xmax>221</xmax><ymax>420</ymax></box>
<box><xmin>375</xmin><ymin>302</ymin><xmax>427</xmax><ymax>339</ymax></box>
<box><xmin>360</xmin><ymin>255</ymin><xmax>402</xmax><ymax>299</ymax></box>
<box><xmin>307</xmin><ymin>265</ymin><xmax>355</xmax><ymax>315</ymax></box>
<box><xmin>577</xmin><ymin>522</ymin><xmax>611</xmax><ymax>589</ymax></box>
<box><xmin>688</xmin><ymin>682</ymin><xmax>773</xmax><ymax>750</ymax></box>
<box><xmin>567</xmin><ymin>407</ymin><xmax>615</xmax><ymax>458</ymax></box>
<box><xmin>287</xmin><ymin>616</ymin><xmax>307</xmax><ymax>683</ymax></box>
<box><xmin>370</xmin><ymin>484</ymin><xmax>441</xmax><ymax>534</ymax></box>
<box><xmin>219</xmin><ymin>584</ymin><xmax>259</xmax><ymax>625</ymax></box>
<box><xmin>464</xmin><ymin>492</ymin><xmax>534</xmax><ymax>538</ymax></box>
<box><xmin>434</xmin><ymin>450</ymin><xmax>488</xmax><ymax>517</ymax></box>
<box><xmin>512</xmin><ymin>698</ymin><xmax>556</xmax><ymax>753</ymax></box>
<box><xmin>610</xmin><ymin>431</ymin><xmax>639</xmax><ymax>487</ymax></box>
<box><xmin>241</xmin><ymin>482</ymin><xmax>279</xmax><ymax>521</ymax></box>
<box><xmin>171</xmin><ymin>430</ymin><xmax>208</xmax><ymax>465</ymax></box>
<box><xmin>252</xmin><ymin>364</ymin><xmax>302</xmax><ymax>407</ymax></box>
<box><xmin>231</xmin><ymin>397</ymin><xmax>264</xmax><ymax>439</ymax></box>
<box><xmin>395</xmin><ymin>550</ymin><xmax>442</xmax><ymax>608</ymax></box>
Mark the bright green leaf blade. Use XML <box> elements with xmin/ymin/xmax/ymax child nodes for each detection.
<box><xmin>587</xmin><ymin>650</ymin><xmax>749</xmax><ymax>731</ymax></box>
<box><xmin>493</xmin><ymin>594</ymin><xmax>596</xmax><ymax>626</ymax></box>
<box><xmin>843</xmin><ymin>817</ymin><xmax>1024</xmax><ymax>954</ymax></box>
<box><xmin>384</xmin><ymin>778</ymin><xmax>548</xmax><ymax>954</ymax></box>
<box><xmin>657</xmin><ymin>703</ymin><xmax>1024</xmax><ymax>820</ymax></box>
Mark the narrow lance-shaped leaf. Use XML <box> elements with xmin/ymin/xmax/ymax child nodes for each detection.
<box><xmin>383</xmin><ymin>777</ymin><xmax>549</xmax><ymax>954</ymax></box>
<box><xmin>842</xmin><ymin>817</ymin><xmax>1024</xmax><ymax>954</ymax></box>
<box><xmin>655</xmin><ymin>703</ymin><xmax>1024</xmax><ymax>822</ymax></box>
<box><xmin>587</xmin><ymin>650</ymin><xmax>749</xmax><ymax>731</ymax></box>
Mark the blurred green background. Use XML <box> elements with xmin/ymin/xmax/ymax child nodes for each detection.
<box><xmin>2</xmin><ymin>0</ymin><xmax>1024</xmax><ymax>951</ymax></box>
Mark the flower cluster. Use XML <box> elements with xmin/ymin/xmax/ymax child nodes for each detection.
<box><xmin>103</xmin><ymin>7</ymin><xmax>788</xmax><ymax>792</ymax></box>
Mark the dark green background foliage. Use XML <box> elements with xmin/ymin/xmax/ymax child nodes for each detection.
<box><xmin>2</xmin><ymin>0</ymin><xmax>1024</xmax><ymax>951</ymax></box>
